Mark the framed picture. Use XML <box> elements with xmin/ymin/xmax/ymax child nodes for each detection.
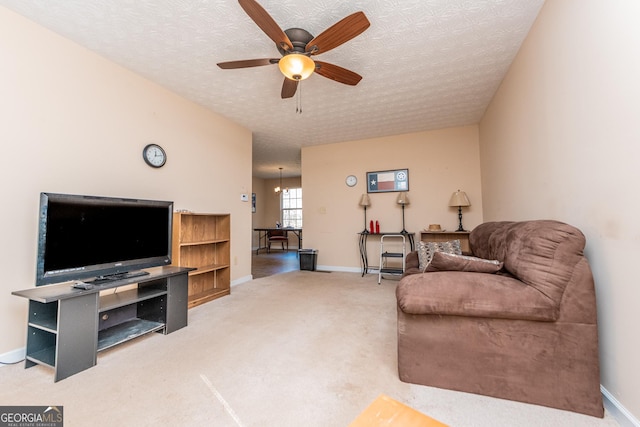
<box><xmin>252</xmin><ymin>193</ymin><xmax>256</xmax><ymax>213</ymax></box>
<box><xmin>367</xmin><ymin>169</ymin><xmax>409</xmax><ymax>193</ymax></box>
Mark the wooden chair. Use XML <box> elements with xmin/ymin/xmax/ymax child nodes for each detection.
<box><xmin>267</xmin><ymin>229</ymin><xmax>289</xmax><ymax>253</ymax></box>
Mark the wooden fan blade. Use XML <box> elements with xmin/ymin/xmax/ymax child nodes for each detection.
<box><xmin>238</xmin><ymin>0</ymin><xmax>293</xmax><ymax>51</ymax></box>
<box><xmin>281</xmin><ymin>78</ymin><xmax>298</xmax><ymax>99</ymax></box>
<box><xmin>305</xmin><ymin>11</ymin><xmax>370</xmax><ymax>55</ymax></box>
<box><xmin>217</xmin><ymin>58</ymin><xmax>278</xmax><ymax>69</ymax></box>
<box><xmin>315</xmin><ymin>61</ymin><xmax>362</xmax><ymax>86</ymax></box>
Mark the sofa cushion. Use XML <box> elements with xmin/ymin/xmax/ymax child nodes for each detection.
<box><xmin>425</xmin><ymin>252</ymin><xmax>503</xmax><ymax>273</ymax></box>
<box><xmin>396</xmin><ymin>271</ymin><xmax>558</xmax><ymax>321</ymax></box>
<box><xmin>417</xmin><ymin>240</ymin><xmax>461</xmax><ymax>270</ymax></box>
<box><xmin>469</xmin><ymin>220</ymin><xmax>587</xmax><ymax>305</ymax></box>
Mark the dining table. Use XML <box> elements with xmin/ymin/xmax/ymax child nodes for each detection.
<box><xmin>253</xmin><ymin>227</ymin><xmax>302</xmax><ymax>255</ymax></box>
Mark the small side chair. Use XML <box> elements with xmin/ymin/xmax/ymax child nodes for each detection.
<box><xmin>267</xmin><ymin>229</ymin><xmax>289</xmax><ymax>253</ymax></box>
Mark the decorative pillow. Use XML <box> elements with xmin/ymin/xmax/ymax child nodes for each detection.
<box><xmin>425</xmin><ymin>251</ymin><xmax>503</xmax><ymax>273</ymax></box>
<box><xmin>417</xmin><ymin>240</ymin><xmax>462</xmax><ymax>271</ymax></box>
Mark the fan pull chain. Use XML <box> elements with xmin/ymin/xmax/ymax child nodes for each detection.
<box><xmin>296</xmin><ymin>82</ymin><xmax>303</xmax><ymax>115</ymax></box>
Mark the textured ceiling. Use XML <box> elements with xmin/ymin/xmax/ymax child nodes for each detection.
<box><xmin>1</xmin><ymin>0</ymin><xmax>544</xmax><ymax>179</ymax></box>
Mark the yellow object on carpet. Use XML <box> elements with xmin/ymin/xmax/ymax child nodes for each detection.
<box><xmin>349</xmin><ymin>394</ymin><xmax>448</xmax><ymax>427</ymax></box>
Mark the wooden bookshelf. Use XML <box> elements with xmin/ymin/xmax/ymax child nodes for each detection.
<box><xmin>172</xmin><ymin>213</ymin><xmax>231</xmax><ymax>308</ymax></box>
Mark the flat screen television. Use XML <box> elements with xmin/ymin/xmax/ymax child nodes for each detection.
<box><xmin>36</xmin><ymin>192</ymin><xmax>173</xmax><ymax>286</ymax></box>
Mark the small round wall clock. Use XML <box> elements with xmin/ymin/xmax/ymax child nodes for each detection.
<box><xmin>142</xmin><ymin>144</ymin><xmax>167</xmax><ymax>168</ymax></box>
<box><xmin>345</xmin><ymin>175</ymin><xmax>358</xmax><ymax>187</ymax></box>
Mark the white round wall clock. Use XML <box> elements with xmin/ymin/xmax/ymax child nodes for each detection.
<box><xmin>142</xmin><ymin>144</ymin><xmax>167</xmax><ymax>168</ymax></box>
<box><xmin>345</xmin><ymin>175</ymin><xmax>358</xmax><ymax>187</ymax></box>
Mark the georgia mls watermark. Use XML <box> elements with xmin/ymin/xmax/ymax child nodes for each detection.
<box><xmin>0</xmin><ymin>406</ymin><xmax>63</xmax><ymax>427</ymax></box>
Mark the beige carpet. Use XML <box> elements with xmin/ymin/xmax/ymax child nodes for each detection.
<box><xmin>0</xmin><ymin>271</ymin><xmax>620</xmax><ymax>426</ymax></box>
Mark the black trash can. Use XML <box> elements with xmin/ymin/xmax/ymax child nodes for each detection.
<box><xmin>299</xmin><ymin>249</ymin><xmax>318</xmax><ymax>271</ymax></box>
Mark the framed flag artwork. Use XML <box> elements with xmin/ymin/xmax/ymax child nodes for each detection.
<box><xmin>367</xmin><ymin>169</ymin><xmax>409</xmax><ymax>193</ymax></box>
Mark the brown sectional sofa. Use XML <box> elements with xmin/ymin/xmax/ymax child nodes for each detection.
<box><xmin>396</xmin><ymin>220</ymin><xmax>604</xmax><ymax>417</ymax></box>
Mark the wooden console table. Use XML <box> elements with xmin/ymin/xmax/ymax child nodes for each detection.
<box><xmin>12</xmin><ymin>266</ymin><xmax>192</xmax><ymax>382</ymax></box>
<box><xmin>420</xmin><ymin>231</ymin><xmax>471</xmax><ymax>253</ymax></box>
<box><xmin>358</xmin><ymin>232</ymin><xmax>415</xmax><ymax>276</ymax></box>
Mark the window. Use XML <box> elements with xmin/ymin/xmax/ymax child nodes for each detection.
<box><xmin>281</xmin><ymin>188</ymin><xmax>302</xmax><ymax>228</ymax></box>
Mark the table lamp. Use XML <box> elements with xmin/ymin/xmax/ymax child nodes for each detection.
<box><xmin>396</xmin><ymin>192</ymin><xmax>410</xmax><ymax>234</ymax></box>
<box><xmin>448</xmin><ymin>190</ymin><xmax>471</xmax><ymax>232</ymax></box>
<box><xmin>359</xmin><ymin>194</ymin><xmax>371</xmax><ymax>233</ymax></box>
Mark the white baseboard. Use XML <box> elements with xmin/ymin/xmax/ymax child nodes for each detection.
<box><xmin>601</xmin><ymin>385</ymin><xmax>639</xmax><ymax>427</ymax></box>
<box><xmin>0</xmin><ymin>347</ymin><xmax>25</xmax><ymax>366</ymax></box>
<box><xmin>231</xmin><ymin>275</ymin><xmax>252</xmax><ymax>286</ymax></box>
<box><xmin>316</xmin><ymin>265</ymin><xmax>360</xmax><ymax>273</ymax></box>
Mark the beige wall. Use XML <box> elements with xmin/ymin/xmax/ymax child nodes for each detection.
<box><xmin>480</xmin><ymin>0</ymin><xmax>640</xmax><ymax>419</ymax></box>
<box><xmin>302</xmin><ymin>126</ymin><xmax>482</xmax><ymax>270</ymax></box>
<box><xmin>0</xmin><ymin>7</ymin><xmax>253</xmax><ymax>355</ymax></box>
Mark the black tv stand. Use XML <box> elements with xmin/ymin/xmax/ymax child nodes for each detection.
<box><xmin>89</xmin><ymin>270</ymin><xmax>150</xmax><ymax>284</ymax></box>
<box><xmin>12</xmin><ymin>266</ymin><xmax>192</xmax><ymax>382</ymax></box>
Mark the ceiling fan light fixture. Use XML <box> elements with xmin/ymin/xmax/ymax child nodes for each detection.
<box><xmin>279</xmin><ymin>54</ymin><xmax>315</xmax><ymax>81</ymax></box>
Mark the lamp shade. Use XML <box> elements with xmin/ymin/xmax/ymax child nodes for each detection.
<box><xmin>448</xmin><ymin>190</ymin><xmax>471</xmax><ymax>207</ymax></box>
<box><xmin>359</xmin><ymin>194</ymin><xmax>371</xmax><ymax>207</ymax></box>
<box><xmin>279</xmin><ymin>54</ymin><xmax>315</xmax><ymax>81</ymax></box>
<box><xmin>396</xmin><ymin>192</ymin><xmax>410</xmax><ymax>205</ymax></box>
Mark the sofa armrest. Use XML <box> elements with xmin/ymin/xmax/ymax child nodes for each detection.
<box><xmin>405</xmin><ymin>251</ymin><xmax>419</xmax><ymax>269</ymax></box>
<box><xmin>402</xmin><ymin>251</ymin><xmax>421</xmax><ymax>277</ymax></box>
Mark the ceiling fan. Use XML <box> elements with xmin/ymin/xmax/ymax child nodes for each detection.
<box><xmin>217</xmin><ymin>0</ymin><xmax>370</xmax><ymax>99</ymax></box>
